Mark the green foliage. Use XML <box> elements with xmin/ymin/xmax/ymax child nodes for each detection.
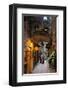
<box><xmin>49</xmin><ymin>50</ymin><xmax>56</xmax><ymax>66</ymax></box>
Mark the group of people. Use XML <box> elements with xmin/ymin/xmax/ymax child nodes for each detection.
<box><xmin>38</xmin><ymin>41</ymin><xmax>48</xmax><ymax>64</ymax></box>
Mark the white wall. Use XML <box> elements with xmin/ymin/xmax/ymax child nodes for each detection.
<box><xmin>0</xmin><ymin>0</ymin><xmax>68</xmax><ymax>89</ymax></box>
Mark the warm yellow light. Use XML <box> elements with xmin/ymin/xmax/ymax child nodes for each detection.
<box><xmin>25</xmin><ymin>39</ymin><xmax>34</xmax><ymax>51</ymax></box>
<box><xmin>34</xmin><ymin>46</ymin><xmax>39</xmax><ymax>51</ymax></box>
<box><xmin>30</xmin><ymin>42</ymin><xmax>33</xmax><ymax>47</ymax></box>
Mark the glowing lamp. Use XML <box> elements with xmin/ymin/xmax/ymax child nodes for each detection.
<box><xmin>34</xmin><ymin>47</ymin><xmax>39</xmax><ymax>51</ymax></box>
